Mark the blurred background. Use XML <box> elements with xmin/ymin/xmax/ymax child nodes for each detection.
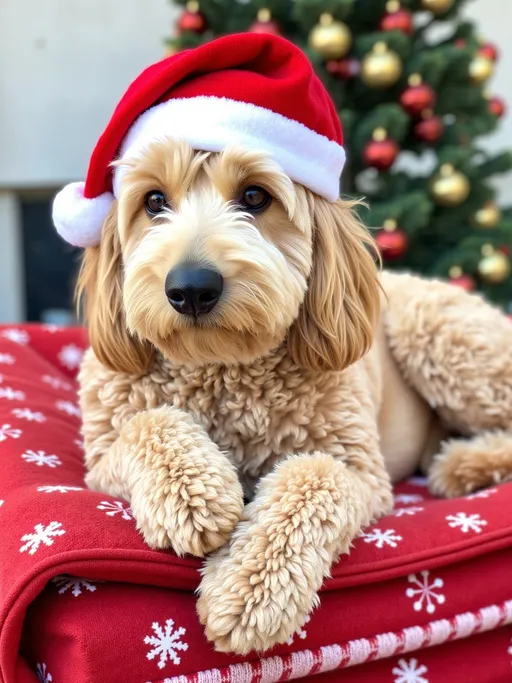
<box><xmin>0</xmin><ymin>0</ymin><xmax>511</xmax><ymax>326</ymax></box>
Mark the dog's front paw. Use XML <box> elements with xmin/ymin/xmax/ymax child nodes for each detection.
<box><xmin>196</xmin><ymin>521</ymin><xmax>318</xmax><ymax>654</ymax></box>
<box><xmin>126</xmin><ymin>407</ymin><xmax>244</xmax><ymax>556</ymax></box>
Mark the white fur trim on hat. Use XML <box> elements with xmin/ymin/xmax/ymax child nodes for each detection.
<box><xmin>52</xmin><ymin>182</ymin><xmax>115</xmax><ymax>248</ymax></box>
<box><xmin>113</xmin><ymin>97</ymin><xmax>345</xmax><ymax>202</ymax></box>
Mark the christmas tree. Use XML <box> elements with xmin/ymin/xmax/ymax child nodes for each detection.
<box><xmin>166</xmin><ymin>0</ymin><xmax>512</xmax><ymax>308</ymax></box>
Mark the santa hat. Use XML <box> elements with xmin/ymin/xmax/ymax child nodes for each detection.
<box><xmin>53</xmin><ymin>33</ymin><xmax>345</xmax><ymax>248</ymax></box>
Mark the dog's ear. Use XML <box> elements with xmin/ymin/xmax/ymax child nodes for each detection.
<box><xmin>76</xmin><ymin>204</ymin><xmax>153</xmax><ymax>374</ymax></box>
<box><xmin>288</xmin><ymin>198</ymin><xmax>380</xmax><ymax>372</ymax></box>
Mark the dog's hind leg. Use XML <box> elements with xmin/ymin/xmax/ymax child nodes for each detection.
<box><xmin>428</xmin><ymin>430</ymin><xmax>512</xmax><ymax>497</ymax></box>
<box><xmin>380</xmin><ymin>271</ymin><xmax>512</xmax><ymax>496</ymax></box>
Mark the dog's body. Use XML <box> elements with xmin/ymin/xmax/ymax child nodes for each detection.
<box><xmin>77</xmin><ymin>140</ymin><xmax>512</xmax><ymax>655</ymax></box>
<box><xmin>81</xmin><ymin>267</ymin><xmax>512</xmax><ymax>498</ymax></box>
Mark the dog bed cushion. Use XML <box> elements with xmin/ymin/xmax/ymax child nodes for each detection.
<box><xmin>0</xmin><ymin>325</ymin><xmax>511</xmax><ymax>683</ymax></box>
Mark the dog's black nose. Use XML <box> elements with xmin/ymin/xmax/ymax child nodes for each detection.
<box><xmin>165</xmin><ymin>265</ymin><xmax>223</xmax><ymax>316</ymax></box>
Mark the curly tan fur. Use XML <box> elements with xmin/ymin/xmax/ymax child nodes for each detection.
<box><xmin>85</xmin><ymin>405</ymin><xmax>244</xmax><ymax>554</ymax></box>
<box><xmin>428</xmin><ymin>430</ymin><xmax>512</xmax><ymax>498</ymax></box>
<box><xmin>78</xmin><ymin>139</ymin><xmax>512</xmax><ymax>654</ymax></box>
<box><xmin>197</xmin><ymin>452</ymin><xmax>385</xmax><ymax>653</ymax></box>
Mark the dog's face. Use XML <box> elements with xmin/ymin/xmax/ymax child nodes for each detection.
<box><xmin>118</xmin><ymin>140</ymin><xmax>313</xmax><ymax>366</ymax></box>
<box><xmin>79</xmin><ymin>139</ymin><xmax>380</xmax><ymax>373</ymax></box>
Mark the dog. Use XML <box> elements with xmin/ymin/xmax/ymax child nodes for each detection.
<box><xmin>75</xmin><ymin>138</ymin><xmax>512</xmax><ymax>655</ymax></box>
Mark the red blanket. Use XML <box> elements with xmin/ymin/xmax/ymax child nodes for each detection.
<box><xmin>0</xmin><ymin>325</ymin><xmax>511</xmax><ymax>683</ymax></box>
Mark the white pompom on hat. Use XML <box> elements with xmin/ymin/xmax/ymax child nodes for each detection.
<box><xmin>52</xmin><ymin>182</ymin><xmax>115</xmax><ymax>248</ymax></box>
<box><xmin>53</xmin><ymin>32</ymin><xmax>346</xmax><ymax>248</ymax></box>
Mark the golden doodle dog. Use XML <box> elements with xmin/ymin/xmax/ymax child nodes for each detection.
<box><xmin>53</xmin><ymin>34</ymin><xmax>512</xmax><ymax>655</ymax></box>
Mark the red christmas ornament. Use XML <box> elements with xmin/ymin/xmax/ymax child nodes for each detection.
<box><xmin>375</xmin><ymin>222</ymin><xmax>408</xmax><ymax>260</ymax></box>
<box><xmin>488</xmin><ymin>96</ymin><xmax>506</xmax><ymax>118</ymax></box>
<box><xmin>380</xmin><ymin>1</ymin><xmax>414</xmax><ymax>35</ymax></box>
<box><xmin>450</xmin><ymin>273</ymin><xmax>476</xmax><ymax>292</ymax></box>
<box><xmin>363</xmin><ymin>129</ymin><xmax>399</xmax><ymax>170</ymax></box>
<box><xmin>400</xmin><ymin>76</ymin><xmax>436</xmax><ymax>117</ymax></box>
<box><xmin>249</xmin><ymin>9</ymin><xmax>281</xmax><ymax>35</ymax></box>
<box><xmin>414</xmin><ymin>113</ymin><xmax>445</xmax><ymax>142</ymax></box>
<box><xmin>326</xmin><ymin>57</ymin><xmax>360</xmax><ymax>79</ymax></box>
<box><xmin>479</xmin><ymin>42</ymin><xmax>499</xmax><ymax>62</ymax></box>
<box><xmin>177</xmin><ymin>1</ymin><xmax>207</xmax><ymax>34</ymax></box>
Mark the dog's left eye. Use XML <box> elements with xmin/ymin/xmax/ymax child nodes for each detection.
<box><xmin>145</xmin><ymin>191</ymin><xmax>168</xmax><ymax>215</ymax></box>
<box><xmin>240</xmin><ymin>186</ymin><xmax>272</xmax><ymax>213</ymax></box>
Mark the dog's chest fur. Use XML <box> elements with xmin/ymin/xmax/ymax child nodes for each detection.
<box><xmin>143</xmin><ymin>347</ymin><xmax>368</xmax><ymax>496</ymax></box>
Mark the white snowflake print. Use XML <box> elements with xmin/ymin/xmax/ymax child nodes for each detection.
<box><xmin>0</xmin><ymin>352</ymin><xmax>15</xmax><ymax>364</ymax></box>
<box><xmin>406</xmin><ymin>571</ymin><xmax>445</xmax><ymax>614</ymax></box>
<box><xmin>392</xmin><ymin>657</ymin><xmax>429</xmax><ymax>683</ymax></box>
<box><xmin>52</xmin><ymin>575</ymin><xmax>98</xmax><ymax>597</ymax></box>
<box><xmin>0</xmin><ymin>500</ymin><xmax>4</xmax><ymax>508</ymax></box>
<box><xmin>446</xmin><ymin>512</ymin><xmax>488</xmax><ymax>534</ymax></box>
<box><xmin>74</xmin><ymin>438</ymin><xmax>84</xmax><ymax>450</ymax></box>
<box><xmin>406</xmin><ymin>476</ymin><xmax>429</xmax><ymax>487</ymax></box>
<box><xmin>20</xmin><ymin>521</ymin><xmax>65</xmax><ymax>555</ymax></box>
<box><xmin>58</xmin><ymin>344</ymin><xmax>84</xmax><ymax>371</ymax></box>
<box><xmin>466</xmin><ymin>487</ymin><xmax>498</xmax><ymax>500</ymax></box>
<box><xmin>12</xmin><ymin>407</ymin><xmax>46</xmax><ymax>423</ymax></box>
<box><xmin>42</xmin><ymin>374</ymin><xmax>73</xmax><ymax>391</ymax></box>
<box><xmin>56</xmin><ymin>400</ymin><xmax>81</xmax><ymax>418</ymax></box>
<box><xmin>360</xmin><ymin>528</ymin><xmax>403</xmax><ymax>549</ymax></box>
<box><xmin>36</xmin><ymin>662</ymin><xmax>53</xmax><ymax>683</ymax></box>
<box><xmin>286</xmin><ymin>614</ymin><xmax>311</xmax><ymax>645</ymax></box>
<box><xmin>38</xmin><ymin>485</ymin><xmax>83</xmax><ymax>493</ymax></box>
<box><xmin>0</xmin><ymin>423</ymin><xmax>22</xmax><ymax>441</ymax></box>
<box><xmin>144</xmin><ymin>618</ymin><xmax>189</xmax><ymax>669</ymax></box>
<box><xmin>43</xmin><ymin>324</ymin><xmax>59</xmax><ymax>333</ymax></box>
<box><xmin>507</xmin><ymin>638</ymin><xmax>512</xmax><ymax>659</ymax></box>
<box><xmin>0</xmin><ymin>386</ymin><xmax>26</xmax><ymax>401</ymax></box>
<box><xmin>97</xmin><ymin>500</ymin><xmax>134</xmax><ymax>520</ymax></box>
<box><xmin>22</xmin><ymin>450</ymin><xmax>62</xmax><ymax>468</ymax></box>
<box><xmin>394</xmin><ymin>493</ymin><xmax>424</xmax><ymax>506</ymax></box>
<box><xmin>392</xmin><ymin>506</ymin><xmax>424</xmax><ymax>518</ymax></box>
<box><xmin>1</xmin><ymin>328</ymin><xmax>30</xmax><ymax>345</ymax></box>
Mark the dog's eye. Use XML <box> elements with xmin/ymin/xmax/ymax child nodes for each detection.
<box><xmin>145</xmin><ymin>191</ymin><xmax>168</xmax><ymax>215</ymax></box>
<box><xmin>240</xmin><ymin>186</ymin><xmax>271</xmax><ymax>212</ymax></box>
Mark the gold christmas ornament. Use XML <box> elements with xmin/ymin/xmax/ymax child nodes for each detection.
<box><xmin>386</xmin><ymin>0</ymin><xmax>400</xmax><ymax>12</ymax></box>
<box><xmin>164</xmin><ymin>44</ymin><xmax>179</xmax><ymax>58</ymax></box>
<box><xmin>257</xmin><ymin>8</ymin><xmax>271</xmax><ymax>22</ymax></box>
<box><xmin>477</xmin><ymin>251</ymin><xmax>511</xmax><ymax>284</ymax></box>
<box><xmin>361</xmin><ymin>42</ymin><xmax>403</xmax><ymax>89</ymax></box>
<box><xmin>468</xmin><ymin>54</ymin><xmax>495</xmax><ymax>85</ymax></box>
<box><xmin>429</xmin><ymin>164</ymin><xmax>471</xmax><ymax>207</ymax></box>
<box><xmin>373</xmin><ymin>128</ymin><xmax>388</xmax><ymax>142</ymax></box>
<box><xmin>408</xmin><ymin>73</ymin><xmax>423</xmax><ymax>87</ymax></box>
<box><xmin>383</xmin><ymin>218</ymin><xmax>397</xmax><ymax>231</ymax></box>
<box><xmin>472</xmin><ymin>202</ymin><xmax>502</xmax><ymax>229</ymax></box>
<box><xmin>420</xmin><ymin>0</ymin><xmax>455</xmax><ymax>15</ymax></box>
<box><xmin>449</xmin><ymin>266</ymin><xmax>463</xmax><ymax>278</ymax></box>
<box><xmin>308</xmin><ymin>13</ymin><xmax>352</xmax><ymax>60</ymax></box>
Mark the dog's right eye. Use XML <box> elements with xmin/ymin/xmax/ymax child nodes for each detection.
<box><xmin>145</xmin><ymin>191</ymin><xmax>168</xmax><ymax>215</ymax></box>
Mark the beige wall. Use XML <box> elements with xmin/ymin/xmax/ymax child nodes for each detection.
<box><xmin>0</xmin><ymin>0</ymin><xmax>177</xmax><ymax>188</ymax></box>
<box><xmin>462</xmin><ymin>1</ymin><xmax>512</xmax><ymax>201</ymax></box>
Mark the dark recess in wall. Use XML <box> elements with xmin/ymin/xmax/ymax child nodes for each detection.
<box><xmin>20</xmin><ymin>197</ymin><xmax>81</xmax><ymax>323</ymax></box>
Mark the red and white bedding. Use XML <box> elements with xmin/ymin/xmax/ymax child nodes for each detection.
<box><xmin>0</xmin><ymin>325</ymin><xmax>510</xmax><ymax>683</ymax></box>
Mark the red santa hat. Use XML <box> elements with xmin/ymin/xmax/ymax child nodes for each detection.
<box><xmin>53</xmin><ymin>33</ymin><xmax>345</xmax><ymax>248</ymax></box>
